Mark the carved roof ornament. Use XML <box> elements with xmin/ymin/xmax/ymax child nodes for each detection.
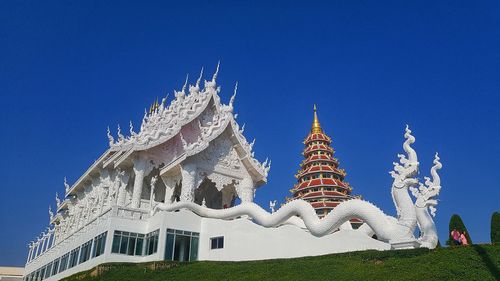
<box><xmin>181</xmin><ymin>74</ymin><xmax>189</xmax><ymax>93</ymax></box>
<box><xmin>64</xmin><ymin>177</ymin><xmax>70</xmax><ymax>194</ymax></box>
<box><xmin>195</xmin><ymin>68</ymin><xmax>203</xmax><ymax>89</ymax></box>
<box><xmin>129</xmin><ymin>121</ymin><xmax>137</xmax><ymax>137</ymax></box>
<box><xmin>212</xmin><ymin>60</ymin><xmax>220</xmax><ymax>82</ymax></box>
<box><xmin>107</xmin><ymin>126</ymin><xmax>114</xmax><ymax>146</ymax></box>
<box><xmin>55</xmin><ymin>193</ymin><xmax>61</xmax><ymax>208</ymax></box>
<box><xmin>48</xmin><ymin>206</ymin><xmax>54</xmax><ymax>221</ymax></box>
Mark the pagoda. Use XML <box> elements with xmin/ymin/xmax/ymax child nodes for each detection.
<box><xmin>290</xmin><ymin>105</ymin><xmax>360</xmax><ymax>224</ymax></box>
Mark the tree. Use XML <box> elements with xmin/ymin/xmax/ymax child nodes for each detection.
<box><xmin>447</xmin><ymin>214</ymin><xmax>472</xmax><ymax>245</ymax></box>
<box><xmin>491</xmin><ymin>212</ymin><xmax>500</xmax><ymax>244</ymax></box>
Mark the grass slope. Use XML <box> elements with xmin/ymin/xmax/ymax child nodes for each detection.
<box><xmin>63</xmin><ymin>244</ymin><xmax>500</xmax><ymax>281</ymax></box>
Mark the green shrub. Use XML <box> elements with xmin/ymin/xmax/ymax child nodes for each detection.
<box><xmin>491</xmin><ymin>212</ymin><xmax>500</xmax><ymax>244</ymax></box>
<box><xmin>61</xmin><ymin>245</ymin><xmax>500</xmax><ymax>281</ymax></box>
<box><xmin>447</xmin><ymin>214</ymin><xmax>472</xmax><ymax>245</ymax></box>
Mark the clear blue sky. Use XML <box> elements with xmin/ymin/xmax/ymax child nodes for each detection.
<box><xmin>1</xmin><ymin>1</ymin><xmax>499</xmax><ymax>266</ymax></box>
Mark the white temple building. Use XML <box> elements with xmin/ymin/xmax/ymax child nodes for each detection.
<box><xmin>23</xmin><ymin>65</ymin><xmax>444</xmax><ymax>281</ymax></box>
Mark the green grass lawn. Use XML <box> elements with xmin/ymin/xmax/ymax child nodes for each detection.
<box><xmin>63</xmin><ymin>244</ymin><xmax>500</xmax><ymax>281</ymax></box>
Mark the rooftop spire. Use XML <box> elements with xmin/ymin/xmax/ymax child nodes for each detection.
<box><xmin>311</xmin><ymin>104</ymin><xmax>322</xmax><ymax>133</ymax></box>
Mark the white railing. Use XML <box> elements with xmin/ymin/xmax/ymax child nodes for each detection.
<box><xmin>113</xmin><ymin>205</ymin><xmax>150</xmax><ymax>220</ymax></box>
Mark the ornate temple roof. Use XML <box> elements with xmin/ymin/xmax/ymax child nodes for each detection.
<box><xmin>65</xmin><ymin>65</ymin><xmax>270</xmax><ymax>196</ymax></box>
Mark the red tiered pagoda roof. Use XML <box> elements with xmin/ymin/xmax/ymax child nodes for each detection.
<box><xmin>290</xmin><ymin>105</ymin><xmax>359</xmax><ymax>220</ymax></box>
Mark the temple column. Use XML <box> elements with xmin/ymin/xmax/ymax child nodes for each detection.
<box><xmin>110</xmin><ymin>172</ymin><xmax>121</xmax><ymax>206</ymax></box>
<box><xmin>161</xmin><ymin>176</ymin><xmax>177</xmax><ymax>204</ymax></box>
<box><xmin>53</xmin><ymin>225</ymin><xmax>59</xmax><ymax>245</ymax></box>
<box><xmin>51</xmin><ymin>229</ymin><xmax>57</xmax><ymax>247</ymax></box>
<box><xmin>116</xmin><ymin>172</ymin><xmax>130</xmax><ymax>206</ymax></box>
<box><xmin>131</xmin><ymin>156</ymin><xmax>153</xmax><ymax>209</ymax></box>
<box><xmin>76</xmin><ymin>205</ymin><xmax>85</xmax><ymax>230</ymax></box>
<box><xmin>236</xmin><ymin>176</ymin><xmax>255</xmax><ymax>203</ymax></box>
<box><xmin>180</xmin><ymin>163</ymin><xmax>197</xmax><ymax>202</ymax></box>
<box><xmin>149</xmin><ymin>176</ymin><xmax>158</xmax><ymax>211</ymax></box>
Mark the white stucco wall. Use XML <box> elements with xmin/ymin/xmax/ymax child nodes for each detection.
<box><xmin>198</xmin><ymin>216</ymin><xmax>390</xmax><ymax>261</ymax></box>
<box><xmin>25</xmin><ymin>209</ymin><xmax>390</xmax><ymax>281</ymax></box>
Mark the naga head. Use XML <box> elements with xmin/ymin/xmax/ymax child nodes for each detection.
<box><xmin>391</xmin><ymin>125</ymin><xmax>419</xmax><ymax>189</ymax></box>
<box><xmin>410</xmin><ymin>153</ymin><xmax>442</xmax><ymax>216</ymax></box>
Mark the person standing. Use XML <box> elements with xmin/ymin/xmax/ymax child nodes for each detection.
<box><xmin>460</xmin><ymin>231</ymin><xmax>469</xmax><ymax>246</ymax></box>
<box><xmin>451</xmin><ymin>228</ymin><xmax>461</xmax><ymax>245</ymax></box>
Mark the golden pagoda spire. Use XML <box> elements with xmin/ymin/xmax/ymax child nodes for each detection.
<box><xmin>311</xmin><ymin>104</ymin><xmax>322</xmax><ymax>133</ymax></box>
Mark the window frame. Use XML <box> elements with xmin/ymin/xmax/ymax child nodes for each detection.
<box><xmin>210</xmin><ymin>236</ymin><xmax>224</xmax><ymax>250</ymax></box>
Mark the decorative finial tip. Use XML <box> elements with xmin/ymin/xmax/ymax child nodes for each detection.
<box><xmin>182</xmin><ymin>73</ymin><xmax>189</xmax><ymax>92</ymax></box>
<box><xmin>311</xmin><ymin>104</ymin><xmax>322</xmax><ymax>133</ymax></box>
<box><xmin>212</xmin><ymin>61</ymin><xmax>220</xmax><ymax>81</ymax></box>
<box><xmin>196</xmin><ymin>67</ymin><xmax>204</xmax><ymax>87</ymax></box>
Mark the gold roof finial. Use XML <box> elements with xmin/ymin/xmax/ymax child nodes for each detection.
<box><xmin>148</xmin><ymin>97</ymin><xmax>160</xmax><ymax>115</ymax></box>
<box><xmin>311</xmin><ymin>104</ymin><xmax>322</xmax><ymax>133</ymax></box>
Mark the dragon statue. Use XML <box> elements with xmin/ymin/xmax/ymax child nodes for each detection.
<box><xmin>154</xmin><ymin>126</ymin><xmax>443</xmax><ymax>249</ymax></box>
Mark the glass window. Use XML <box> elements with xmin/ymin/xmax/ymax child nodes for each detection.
<box><xmin>68</xmin><ymin>247</ymin><xmax>80</xmax><ymax>268</ymax></box>
<box><xmin>127</xmin><ymin>235</ymin><xmax>136</xmax><ymax>255</ymax></box>
<box><xmin>44</xmin><ymin>262</ymin><xmax>52</xmax><ymax>279</ymax></box>
<box><xmin>173</xmin><ymin>235</ymin><xmax>191</xmax><ymax>262</ymax></box>
<box><xmin>119</xmin><ymin>233</ymin><xmax>128</xmax><ymax>254</ymax></box>
<box><xmin>39</xmin><ymin>267</ymin><xmax>46</xmax><ymax>280</ymax></box>
<box><xmin>135</xmin><ymin>235</ymin><xmax>144</xmax><ymax>256</ymax></box>
<box><xmin>112</xmin><ymin>232</ymin><xmax>121</xmax><ymax>253</ymax></box>
<box><xmin>165</xmin><ymin>233</ymin><xmax>174</xmax><ymax>260</ymax></box>
<box><xmin>79</xmin><ymin>240</ymin><xmax>92</xmax><ymax>264</ymax></box>
<box><xmin>52</xmin><ymin>258</ymin><xmax>59</xmax><ymax>276</ymax></box>
<box><xmin>189</xmin><ymin>236</ymin><xmax>199</xmax><ymax>261</ymax></box>
<box><xmin>92</xmin><ymin>232</ymin><xmax>107</xmax><ymax>258</ymax></box>
<box><xmin>111</xmin><ymin>229</ymin><xmax>158</xmax><ymax>256</ymax></box>
<box><xmin>165</xmin><ymin>228</ymin><xmax>199</xmax><ymax>262</ymax></box>
<box><xmin>146</xmin><ymin>230</ymin><xmax>159</xmax><ymax>255</ymax></box>
<box><xmin>210</xmin><ymin>236</ymin><xmax>224</xmax><ymax>249</ymax></box>
<box><xmin>59</xmin><ymin>252</ymin><xmax>69</xmax><ymax>272</ymax></box>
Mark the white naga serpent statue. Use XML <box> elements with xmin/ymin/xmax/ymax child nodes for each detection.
<box><xmin>154</xmin><ymin>126</ymin><xmax>443</xmax><ymax>249</ymax></box>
